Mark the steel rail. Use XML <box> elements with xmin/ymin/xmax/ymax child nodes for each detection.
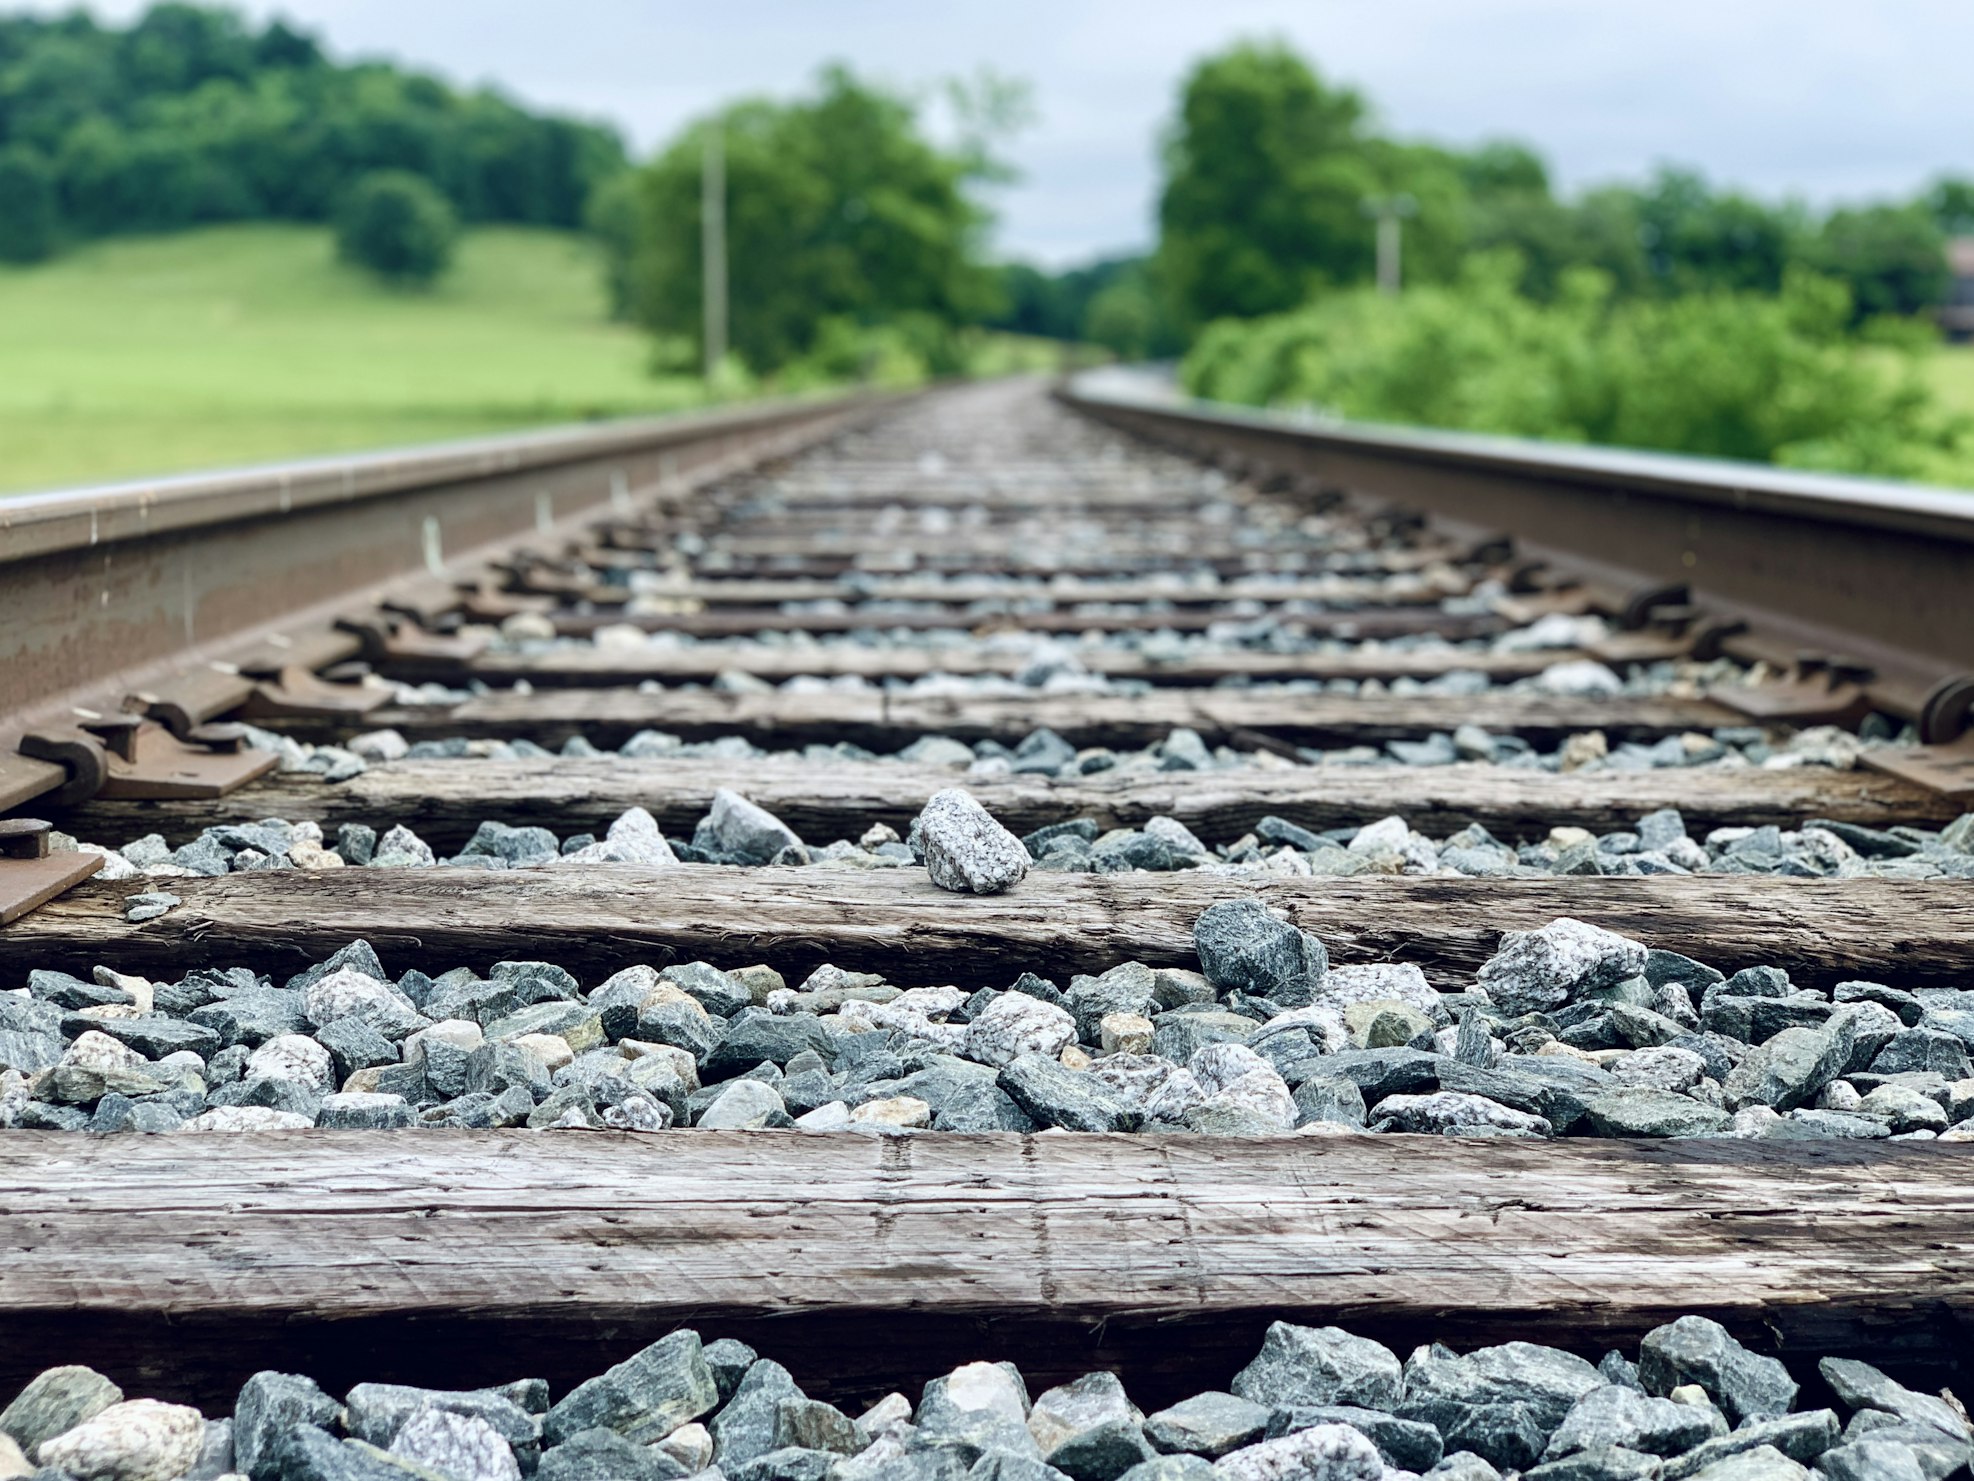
<box><xmin>1059</xmin><ymin>372</ymin><xmax>1974</xmax><ymax>740</ymax></box>
<box><xmin>0</xmin><ymin>387</ymin><xmax>903</xmax><ymax>765</ymax></box>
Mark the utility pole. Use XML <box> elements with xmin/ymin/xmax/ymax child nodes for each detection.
<box><xmin>1362</xmin><ymin>194</ymin><xmax>1417</xmax><ymax>296</ymax></box>
<box><xmin>701</xmin><ymin>126</ymin><xmax>728</xmax><ymax>384</ymax></box>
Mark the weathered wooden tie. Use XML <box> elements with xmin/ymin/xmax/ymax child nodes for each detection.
<box><xmin>65</xmin><ymin>756</ymin><xmax>1956</xmax><ymax>852</ymax></box>
<box><xmin>8</xmin><ymin>867</ymin><xmax>1970</xmax><ymax>988</ymax></box>
<box><xmin>0</xmin><ymin>1133</ymin><xmax>1966</xmax><ymax>1409</ymax></box>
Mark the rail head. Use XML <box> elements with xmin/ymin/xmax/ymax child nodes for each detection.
<box><xmin>1061</xmin><ymin>370</ymin><xmax>1974</xmax><ymax>547</ymax></box>
<box><xmin>1061</xmin><ymin>371</ymin><xmax>1974</xmax><ymax>710</ymax></box>
<box><xmin>0</xmin><ymin>388</ymin><xmax>897</xmax><ymax>567</ymax></box>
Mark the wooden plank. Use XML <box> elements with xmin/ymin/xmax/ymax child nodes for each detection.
<box><xmin>7</xmin><ymin>867</ymin><xmax>1972</xmax><ymax>991</ymax></box>
<box><xmin>310</xmin><ymin>690</ymin><xmax>1737</xmax><ymax>751</ymax></box>
<box><xmin>65</xmin><ymin>756</ymin><xmax>1956</xmax><ymax>854</ymax></box>
<box><xmin>0</xmin><ymin>1133</ymin><xmax>1967</xmax><ymax>1409</ymax></box>
<box><xmin>587</xmin><ymin>576</ymin><xmax>1469</xmax><ymax>606</ymax></box>
<box><xmin>462</xmin><ymin>645</ymin><xmax>1569</xmax><ymax>687</ymax></box>
<box><xmin>543</xmin><ymin>606</ymin><xmax>1507</xmax><ymax>641</ymax></box>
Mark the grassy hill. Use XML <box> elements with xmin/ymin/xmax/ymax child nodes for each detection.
<box><xmin>0</xmin><ymin>225</ymin><xmax>706</xmax><ymax>495</ymax></box>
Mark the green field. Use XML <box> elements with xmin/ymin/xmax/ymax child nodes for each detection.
<box><xmin>0</xmin><ymin>225</ymin><xmax>707</xmax><ymax>495</ymax></box>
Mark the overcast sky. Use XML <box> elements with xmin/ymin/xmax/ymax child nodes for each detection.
<box><xmin>38</xmin><ymin>0</ymin><xmax>1974</xmax><ymax>265</ymax></box>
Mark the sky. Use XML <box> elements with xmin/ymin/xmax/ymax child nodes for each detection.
<box><xmin>34</xmin><ymin>0</ymin><xmax>1974</xmax><ymax>266</ymax></box>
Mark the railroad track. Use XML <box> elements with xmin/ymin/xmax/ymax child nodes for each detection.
<box><xmin>3</xmin><ymin>375</ymin><xmax>1973</xmax><ymax>1481</ymax></box>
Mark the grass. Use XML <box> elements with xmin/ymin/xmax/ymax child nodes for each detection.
<box><xmin>0</xmin><ymin>224</ymin><xmax>708</xmax><ymax>495</ymax></box>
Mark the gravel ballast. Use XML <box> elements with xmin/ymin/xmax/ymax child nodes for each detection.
<box><xmin>5</xmin><ymin>900</ymin><xmax>1971</xmax><ymax>1139</ymax></box>
<box><xmin>3</xmin><ymin>1318</ymin><xmax>1967</xmax><ymax>1481</ymax></box>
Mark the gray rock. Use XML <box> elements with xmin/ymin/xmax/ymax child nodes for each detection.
<box><xmin>695</xmin><ymin>1079</ymin><xmax>793</xmax><ymax>1130</ymax></box>
<box><xmin>0</xmin><ymin>1367</ymin><xmax>123</xmax><ymax>1455</ymax></box>
<box><xmin>1669</xmin><ymin>1445</ymin><xmax>1807</xmax><ymax>1479</ymax></box>
<box><xmin>728</xmin><ymin>1447</ymin><xmax>837</xmax><ymax>1481</ymax></box>
<box><xmin>1637</xmin><ymin>1317</ymin><xmax>1797</xmax><ymax>1425</ymax></box>
<box><xmin>189</xmin><ymin>990</ymin><xmax>308</xmax><ymax>1050</ymax></box>
<box><xmin>316</xmin><ymin>1092</ymin><xmax>416</xmax><ymax>1130</ymax></box>
<box><xmin>1368</xmin><ymin>1091</ymin><xmax>1550</xmax><ymax>1138</ymax></box>
<box><xmin>263</xmin><ymin>1426</ymin><xmax>454</xmax><ymax>1480</ymax></box>
<box><xmin>1420</xmin><ymin>1455</ymin><xmax>1502</xmax><ymax>1481</ymax></box>
<box><xmin>184</xmin><ymin>1416</ymin><xmax>233</xmax><ymax>1481</ymax></box>
<box><xmin>915</xmin><ymin>1362</ymin><xmax>1037</xmax><ymax>1462</ymax></box>
<box><xmin>775</xmin><ymin>1398</ymin><xmax>862</xmax><ymax>1456</ymax></box>
<box><xmin>1291</xmin><ymin>1077</ymin><xmax>1367</xmax><ymax>1128</ymax></box>
<box><xmin>695</xmin><ymin>790</ymin><xmax>802</xmax><ymax>865</ymax></box>
<box><xmin>1231</xmin><ymin>1323</ymin><xmax>1401</xmax><ymax>1413</ymax></box>
<box><xmin>1870</xmin><ymin>1029</ymin><xmax>1972</xmax><ymax>1079</ymax></box>
<box><xmin>1049</xmin><ymin>1422</ymin><xmax>1155</xmax><ymax>1481</ymax></box>
<box><xmin>998</xmin><ymin>1055</ymin><xmax>1142</xmax><ymax>1132</ymax></box>
<box><xmin>536</xmin><ymin>1427</ymin><xmax>684</xmax><ymax>1481</ymax></box>
<box><xmin>705</xmin><ymin>1010</ymin><xmax>836</xmax><ymax>1081</ymax></box>
<box><xmin>234</xmin><ymin>1371</ymin><xmax>341</xmax><ymax>1478</ymax></box>
<box><xmin>1143</xmin><ymin>1395</ymin><xmax>1269</xmax><ymax>1459</ymax></box>
<box><xmin>1477</xmin><ymin>920</ymin><xmax>1648</xmax><ymax>1017</ymax></box>
<box><xmin>542</xmin><ymin>1330</ymin><xmax>716</xmax><ymax>1447</ymax></box>
<box><xmin>1814</xmin><ymin>1439</ymin><xmax>1927</xmax><ymax>1481</ymax></box>
<box><xmin>1267</xmin><ymin>1406</ymin><xmax>1442</xmax><ymax>1471</ymax></box>
<box><xmin>1191</xmin><ymin>902</ymin><xmax>1325</xmax><ymax>1006</ymax></box>
<box><xmin>703</xmin><ymin>1341</ymin><xmax>757</xmax><ymax>1402</ymax></box>
<box><xmin>1308</xmin><ymin>1049</ymin><xmax>1441</xmax><ymax>1104</ymax></box>
<box><xmin>1397</xmin><ymin>1342</ymin><xmax>1603</xmax><ymax>1470</ymax></box>
<box><xmin>1118</xmin><ymin>1459</ymin><xmax>1217</xmax><ymax>1481</ymax></box>
<box><xmin>1581</xmin><ymin>1088</ymin><xmax>1729</xmax><ymax>1138</ymax></box>
<box><xmin>713</xmin><ymin>1361</ymin><xmax>803</xmax><ymax>1467</ymax></box>
<box><xmin>389</xmin><ymin>1409</ymin><xmax>521</xmax><ymax>1481</ymax></box>
<box><xmin>1817</xmin><ymin>1358</ymin><xmax>1969</xmax><ymax>1441</ymax></box>
<box><xmin>918</xmin><ymin>790</ymin><xmax>1030</xmax><ymax>895</ymax></box>
<box><xmin>1522</xmin><ymin>1448</ymin><xmax>1660</xmax><ymax>1480</ymax></box>
<box><xmin>1543</xmin><ymin>1384</ymin><xmax>1722</xmax><ymax>1458</ymax></box>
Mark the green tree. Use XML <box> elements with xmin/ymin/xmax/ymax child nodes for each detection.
<box><xmin>625</xmin><ymin>66</ymin><xmax>1000</xmax><ymax>374</ymax></box>
<box><xmin>335</xmin><ymin>169</ymin><xmax>457</xmax><ymax>285</ymax></box>
<box><xmin>1809</xmin><ymin>204</ymin><xmax>1947</xmax><ymax>321</ymax></box>
<box><xmin>1156</xmin><ymin>42</ymin><xmax>1375</xmax><ymax>328</ymax></box>
<box><xmin>0</xmin><ymin>143</ymin><xmax>57</xmax><ymax>260</ymax></box>
<box><xmin>1924</xmin><ymin>177</ymin><xmax>1974</xmax><ymax>235</ymax></box>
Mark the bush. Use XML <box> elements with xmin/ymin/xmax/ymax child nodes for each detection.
<box><xmin>0</xmin><ymin>146</ymin><xmax>59</xmax><ymax>263</ymax></box>
<box><xmin>335</xmin><ymin>171</ymin><xmax>458</xmax><ymax>286</ymax></box>
<box><xmin>1181</xmin><ymin>255</ymin><xmax>1956</xmax><ymax>477</ymax></box>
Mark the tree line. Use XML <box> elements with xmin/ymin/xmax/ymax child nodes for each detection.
<box><xmin>0</xmin><ymin>4</ymin><xmax>624</xmax><ymax>265</ymax></box>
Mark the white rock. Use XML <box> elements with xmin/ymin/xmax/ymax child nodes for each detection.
<box><xmin>304</xmin><ymin>967</ymin><xmax>416</xmax><ymax>1028</ymax></box>
<box><xmin>510</xmin><ymin>1033</ymin><xmax>574</xmax><ymax>1072</ymax></box>
<box><xmin>245</xmin><ymin>1035</ymin><xmax>334</xmax><ymax>1090</ymax></box>
<box><xmin>855</xmin><ymin>1394</ymin><xmax>914</xmax><ymax>1438</ymax></box>
<box><xmin>91</xmin><ymin>968</ymin><xmax>154</xmax><ymax>1012</ymax></box>
<box><xmin>1476</xmin><ymin>917</ymin><xmax>1649</xmax><ymax>1017</ymax></box>
<box><xmin>655</xmin><ymin>1422</ymin><xmax>713</xmax><ymax>1472</ymax></box>
<box><xmin>347</xmin><ymin>728</ymin><xmax>410</xmax><ymax>762</ymax></box>
<box><xmin>0</xmin><ymin>1433</ymin><xmax>29</xmax><ymax>1480</ymax></box>
<box><xmin>1314</xmin><ymin>964</ymin><xmax>1447</xmax><ymax>1026</ymax></box>
<box><xmin>1347</xmin><ymin>817</ymin><xmax>1411</xmax><ymax>856</ymax></box>
<box><xmin>1028</xmin><ymin>1373</ymin><xmax>1142</xmax><ymax>1456</ymax></box>
<box><xmin>794</xmin><ymin>1101</ymin><xmax>854</xmax><ymax>1131</ymax></box>
<box><xmin>75</xmin><ymin>844</ymin><xmax>140</xmax><ymax>882</ymax></box>
<box><xmin>1214</xmin><ymin>1423</ymin><xmax>1383</xmax><ymax>1481</ymax></box>
<box><xmin>850</xmin><ymin>1096</ymin><xmax>932</xmax><ymax>1130</ymax></box>
<box><xmin>1533</xmin><ymin>659</ymin><xmax>1625</xmax><ymax>697</ymax></box>
<box><xmin>963</xmin><ymin>994</ymin><xmax>1076</xmax><ymax>1068</ymax></box>
<box><xmin>1144</xmin><ymin>815</ymin><xmax>1210</xmax><ymax>858</ymax></box>
<box><xmin>389</xmin><ymin>1409</ymin><xmax>519</xmax><ymax>1481</ymax></box>
<box><xmin>940</xmin><ymin>1363</ymin><xmax>1028</xmax><ymax>1426</ymax></box>
<box><xmin>405</xmin><ymin>1019</ymin><xmax>485</xmax><ymax>1062</ymax></box>
<box><xmin>556</xmin><ymin>806</ymin><xmax>679</xmax><ymax>868</ymax></box>
<box><xmin>61</xmin><ymin>1031</ymin><xmax>147</xmax><ymax>1075</ymax></box>
<box><xmin>916</xmin><ymin>788</ymin><xmax>1030</xmax><ymax>894</ymax></box>
<box><xmin>177</xmin><ymin>1107</ymin><xmax>315</xmax><ymax>1132</ymax></box>
<box><xmin>35</xmin><ymin>1400</ymin><xmax>204</xmax><ymax>1481</ymax></box>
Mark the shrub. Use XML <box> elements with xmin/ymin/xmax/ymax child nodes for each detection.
<box><xmin>1181</xmin><ymin>255</ymin><xmax>1956</xmax><ymax>477</ymax></box>
<box><xmin>0</xmin><ymin>146</ymin><xmax>60</xmax><ymax>263</ymax></box>
<box><xmin>336</xmin><ymin>170</ymin><xmax>457</xmax><ymax>286</ymax></box>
